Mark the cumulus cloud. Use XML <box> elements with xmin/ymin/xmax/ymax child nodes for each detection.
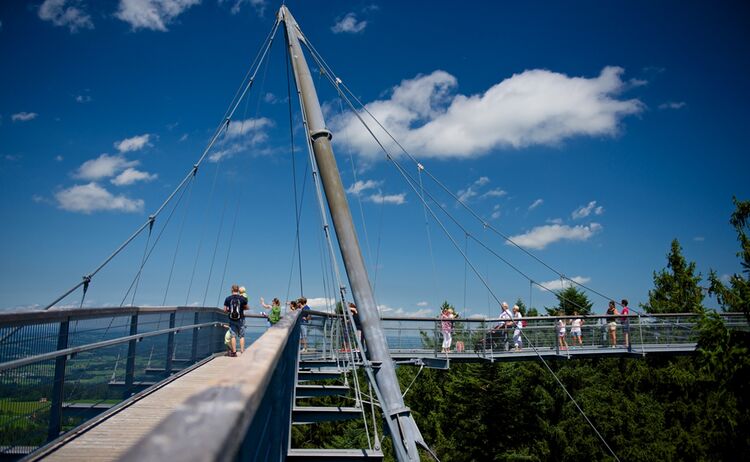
<box><xmin>529</xmin><ymin>198</ymin><xmax>543</xmax><ymax>210</ymax></box>
<box><xmin>536</xmin><ymin>276</ymin><xmax>592</xmax><ymax>292</ymax></box>
<box><xmin>115</xmin><ymin>0</ymin><xmax>200</xmax><ymax>31</ymax></box>
<box><xmin>347</xmin><ymin>179</ymin><xmax>381</xmax><ymax>195</ymax></box>
<box><xmin>12</xmin><ymin>112</ymin><xmax>38</xmax><ymax>122</ymax></box>
<box><xmin>571</xmin><ymin>200</ymin><xmax>604</xmax><ymax>219</ymax></box>
<box><xmin>331</xmin><ymin>66</ymin><xmax>643</xmax><ymax>159</ymax></box>
<box><xmin>55</xmin><ymin>182</ymin><xmax>144</xmax><ymax>214</ymax></box>
<box><xmin>115</xmin><ymin>134</ymin><xmax>151</xmax><ymax>153</ymax></box>
<box><xmin>366</xmin><ymin>193</ymin><xmax>406</xmax><ymax>205</ymax></box>
<box><xmin>658</xmin><ymin>101</ymin><xmax>686</xmax><ymax>110</ymax></box>
<box><xmin>74</xmin><ymin>154</ymin><xmax>139</xmax><ymax>181</ymax></box>
<box><xmin>482</xmin><ymin>188</ymin><xmax>507</xmax><ymax>198</ymax></box>
<box><xmin>416</xmin><ymin>301</ymin><xmax>429</xmax><ymax>307</ymax></box>
<box><xmin>111</xmin><ymin>167</ymin><xmax>158</xmax><ymax>186</ymax></box>
<box><xmin>225</xmin><ymin>117</ymin><xmax>273</xmax><ymax>138</ymax></box>
<box><xmin>38</xmin><ymin>0</ymin><xmax>94</xmax><ymax>32</ymax></box>
<box><xmin>491</xmin><ymin>204</ymin><xmax>501</xmax><ymax>220</ymax></box>
<box><xmin>332</xmin><ymin>12</ymin><xmax>367</xmax><ymax>34</ymax></box>
<box><xmin>509</xmin><ymin>223</ymin><xmax>602</xmax><ymax>250</ymax></box>
<box><xmin>208</xmin><ymin>118</ymin><xmax>273</xmax><ymax>162</ymax></box>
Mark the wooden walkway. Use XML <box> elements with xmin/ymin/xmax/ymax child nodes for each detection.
<box><xmin>35</xmin><ymin>355</ymin><xmax>238</xmax><ymax>461</ymax></box>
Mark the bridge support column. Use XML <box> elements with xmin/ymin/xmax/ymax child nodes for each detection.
<box><xmin>124</xmin><ymin>314</ymin><xmax>138</xmax><ymax>399</ymax></box>
<box><xmin>190</xmin><ymin>312</ymin><xmax>199</xmax><ymax>363</ymax></box>
<box><xmin>47</xmin><ymin>317</ymin><xmax>70</xmax><ymax>441</ymax></box>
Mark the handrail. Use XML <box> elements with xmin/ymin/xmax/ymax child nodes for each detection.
<box><xmin>0</xmin><ymin>306</ymin><xmax>270</xmax><ymax>326</ymax></box>
<box><xmin>120</xmin><ymin>310</ymin><xmax>301</xmax><ymax>462</ymax></box>
<box><xmin>0</xmin><ymin>321</ymin><xmax>222</xmax><ymax>372</ymax></box>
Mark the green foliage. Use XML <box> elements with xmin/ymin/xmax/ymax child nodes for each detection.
<box><xmin>709</xmin><ymin>197</ymin><xmax>750</xmax><ymax>321</ymax></box>
<box><xmin>643</xmin><ymin>239</ymin><xmax>704</xmax><ymax>313</ymax></box>
<box><xmin>545</xmin><ymin>286</ymin><xmax>593</xmax><ymax>316</ymax></box>
<box><xmin>515</xmin><ymin>298</ymin><xmax>527</xmax><ymax>316</ymax></box>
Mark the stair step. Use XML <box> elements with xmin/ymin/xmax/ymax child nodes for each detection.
<box><xmin>292</xmin><ymin>406</ymin><xmax>362</xmax><ymax>424</ymax></box>
<box><xmin>299</xmin><ymin>360</ymin><xmax>341</xmax><ymax>368</ymax></box>
<box><xmin>287</xmin><ymin>448</ymin><xmax>383</xmax><ymax>461</ymax></box>
<box><xmin>297</xmin><ymin>369</ymin><xmax>343</xmax><ymax>381</ymax></box>
<box><xmin>296</xmin><ymin>384</ymin><xmax>350</xmax><ymax>398</ymax></box>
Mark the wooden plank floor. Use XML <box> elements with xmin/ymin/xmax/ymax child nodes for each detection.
<box><xmin>43</xmin><ymin>356</ymin><xmax>238</xmax><ymax>461</ymax></box>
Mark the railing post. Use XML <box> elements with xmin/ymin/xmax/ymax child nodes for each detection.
<box><xmin>165</xmin><ymin>312</ymin><xmax>176</xmax><ymax>374</ymax></box>
<box><xmin>47</xmin><ymin>317</ymin><xmax>70</xmax><ymax>441</ymax></box>
<box><xmin>190</xmin><ymin>312</ymin><xmax>200</xmax><ymax>363</ymax></box>
<box><xmin>124</xmin><ymin>314</ymin><xmax>138</xmax><ymax>399</ymax></box>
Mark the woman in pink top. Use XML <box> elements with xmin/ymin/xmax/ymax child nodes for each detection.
<box><xmin>440</xmin><ymin>307</ymin><xmax>455</xmax><ymax>353</ymax></box>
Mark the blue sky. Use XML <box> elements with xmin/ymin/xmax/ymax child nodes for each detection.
<box><xmin>1</xmin><ymin>0</ymin><xmax>749</xmax><ymax>317</ymax></box>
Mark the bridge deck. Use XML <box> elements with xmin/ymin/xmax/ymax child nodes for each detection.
<box><xmin>34</xmin><ymin>355</ymin><xmax>236</xmax><ymax>461</ymax></box>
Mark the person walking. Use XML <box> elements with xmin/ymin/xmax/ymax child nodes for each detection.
<box><xmin>224</xmin><ymin>284</ymin><xmax>248</xmax><ymax>356</ymax></box>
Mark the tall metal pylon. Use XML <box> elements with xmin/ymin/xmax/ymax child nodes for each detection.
<box><xmin>279</xmin><ymin>6</ymin><xmax>426</xmax><ymax>461</ymax></box>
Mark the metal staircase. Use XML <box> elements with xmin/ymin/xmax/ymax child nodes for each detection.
<box><xmin>287</xmin><ymin>358</ymin><xmax>383</xmax><ymax>461</ymax></box>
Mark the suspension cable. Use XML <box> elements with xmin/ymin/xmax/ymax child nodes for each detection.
<box><xmin>43</xmin><ymin>18</ymin><xmax>282</xmax><ymax>311</ymax></box>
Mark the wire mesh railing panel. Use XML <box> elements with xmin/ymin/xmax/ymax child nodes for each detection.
<box><xmin>0</xmin><ymin>307</ymin><xmax>227</xmax><ymax>457</ymax></box>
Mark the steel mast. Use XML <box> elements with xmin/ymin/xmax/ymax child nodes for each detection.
<box><xmin>279</xmin><ymin>6</ymin><xmax>424</xmax><ymax>462</ymax></box>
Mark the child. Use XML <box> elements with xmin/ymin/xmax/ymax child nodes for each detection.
<box><xmin>223</xmin><ymin>324</ymin><xmax>233</xmax><ymax>356</ymax></box>
<box><xmin>571</xmin><ymin>311</ymin><xmax>584</xmax><ymax>347</ymax></box>
<box><xmin>440</xmin><ymin>306</ymin><xmax>454</xmax><ymax>353</ymax></box>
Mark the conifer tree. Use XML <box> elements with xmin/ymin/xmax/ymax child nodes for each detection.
<box><xmin>643</xmin><ymin>239</ymin><xmax>704</xmax><ymax>313</ymax></box>
<box><xmin>708</xmin><ymin>197</ymin><xmax>750</xmax><ymax>321</ymax></box>
<box><xmin>546</xmin><ymin>286</ymin><xmax>593</xmax><ymax>315</ymax></box>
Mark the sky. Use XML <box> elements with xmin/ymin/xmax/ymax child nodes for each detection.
<box><xmin>1</xmin><ymin>0</ymin><xmax>749</xmax><ymax>318</ymax></box>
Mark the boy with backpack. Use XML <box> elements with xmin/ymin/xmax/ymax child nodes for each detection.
<box><xmin>224</xmin><ymin>284</ymin><xmax>248</xmax><ymax>357</ymax></box>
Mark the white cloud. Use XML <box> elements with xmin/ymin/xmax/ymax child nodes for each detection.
<box><xmin>38</xmin><ymin>0</ymin><xmax>94</xmax><ymax>32</ymax></box>
<box><xmin>693</xmin><ymin>236</ymin><xmax>705</xmax><ymax>242</ymax></box>
<box><xmin>658</xmin><ymin>101</ymin><xmax>686</xmax><ymax>110</ymax></box>
<box><xmin>115</xmin><ymin>134</ymin><xmax>151</xmax><ymax>153</ymax></box>
<box><xmin>536</xmin><ymin>276</ymin><xmax>592</xmax><ymax>292</ymax></box>
<box><xmin>546</xmin><ymin>217</ymin><xmax>563</xmax><ymax>225</ymax></box>
<box><xmin>179</xmin><ymin>133</ymin><xmax>188</xmax><ymax>142</ymax></box>
<box><xmin>12</xmin><ymin>112</ymin><xmax>38</xmax><ymax>122</ymax></box>
<box><xmin>331</xmin><ymin>66</ymin><xmax>643</xmax><ymax>159</ymax></box>
<box><xmin>55</xmin><ymin>155</ymin><xmax>64</xmax><ymax>162</ymax></box>
<box><xmin>491</xmin><ymin>204</ymin><xmax>501</xmax><ymax>220</ymax></box>
<box><xmin>55</xmin><ymin>182</ymin><xmax>144</xmax><ymax>214</ymax></box>
<box><xmin>457</xmin><ymin>176</ymin><xmax>493</xmax><ymax>202</ymax></box>
<box><xmin>74</xmin><ymin>153</ymin><xmax>139</xmax><ymax>181</ymax></box>
<box><xmin>75</xmin><ymin>94</ymin><xmax>92</xmax><ymax>103</ymax></box>
<box><xmin>366</xmin><ymin>193</ymin><xmax>406</xmax><ymax>205</ymax></box>
<box><xmin>347</xmin><ymin>179</ymin><xmax>381</xmax><ymax>195</ymax></box>
<box><xmin>226</xmin><ymin>0</ymin><xmax>266</xmax><ymax>16</ymax></box>
<box><xmin>263</xmin><ymin>92</ymin><xmax>277</xmax><ymax>103</ymax></box>
<box><xmin>529</xmin><ymin>198</ymin><xmax>543</xmax><ymax>210</ymax></box>
<box><xmin>378</xmin><ymin>304</ymin><xmax>432</xmax><ymax>317</ymax></box>
<box><xmin>305</xmin><ymin>297</ymin><xmax>335</xmax><ymax>310</ymax></box>
<box><xmin>509</xmin><ymin>223</ymin><xmax>602</xmax><ymax>250</ymax></box>
<box><xmin>225</xmin><ymin>117</ymin><xmax>273</xmax><ymax>139</ymax></box>
<box><xmin>482</xmin><ymin>188</ymin><xmax>507</xmax><ymax>198</ymax></box>
<box><xmin>332</xmin><ymin>12</ymin><xmax>367</xmax><ymax>34</ymax></box>
<box><xmin>111</xmin><ymin>167</ymin><xmax>158</xmax><ymax>186</ymax></box>
<box><xmin>416</xmin><ymin>301</ymin><xmax>429</xmax><ymax>307</ymax></box>
<box><xmin>115</xmin><ymin>0</ymin><xmax>200</xmax><ymax>32</ymax></box>
<box><xmin>572</xmin><ymin>200</ymin><xmax>604</xmax><ymax>219</ymax></box>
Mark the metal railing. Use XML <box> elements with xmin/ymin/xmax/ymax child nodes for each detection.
<box><xmin>0</xmin><ymin>306</ymin><xmax>271</xmax><ymax>457</ymax></box>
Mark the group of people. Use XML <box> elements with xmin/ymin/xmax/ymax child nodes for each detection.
<box><xmin>605</xmin><ymin>299</ymin><xmax>631</xmax><ymax>348</ymax></box>
<box><xmin>222</xmin><ymin>284</ymin><xmax>311</xmax><ymax>357</ymax></box>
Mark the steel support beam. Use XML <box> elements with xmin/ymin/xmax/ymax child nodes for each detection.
<box><xmin>280</xmin><ymin>6</ymin><xmax>423</xmax><ymax>461</ymax></box>
<box><xmin>47</xmin><ymin>318</ymin><xmax>69</xmax><ymax>441</ymax></box>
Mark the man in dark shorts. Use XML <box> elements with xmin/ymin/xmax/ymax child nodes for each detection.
<box><xmin>224</xmin><ymin>284</ymin><xmax>248</xmax><ymax>356</ymax></box>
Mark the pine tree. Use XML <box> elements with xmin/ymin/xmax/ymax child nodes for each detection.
<box><xmin>643</xmin><ymin>239</ymin><xmax>704</xmax><ymax>313</ymax></box>
<box><xmin>708</xmin><ymin>197</ymin><xmax>750</xmax><ymax>321</ymax></box>
<box><xmin>545</xmin><ymin>286</ymin><xmax>593</xmax><ymax>315</ymax></box>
